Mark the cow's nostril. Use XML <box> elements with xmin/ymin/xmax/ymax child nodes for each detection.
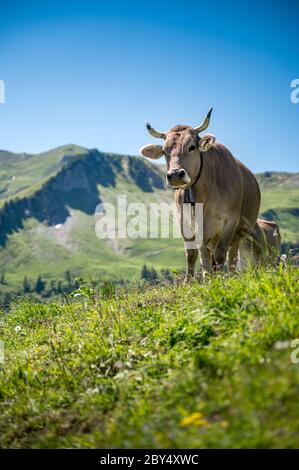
<box><xmin>167</xmin><ymin>169</ymin><xmax>186</xmax><ymax>182</ymax></box>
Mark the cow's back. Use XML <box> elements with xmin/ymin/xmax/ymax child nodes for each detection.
<box><xmin>235</xmin><ymin>159</ymin><xmax>261</xmax><ymax>237</ymax></box>
<box><xmin>192</xmin><ymin>144</ymin><xmax>261</xmax><ymax>248</ymax></box>
<box><xmin>204</xmin><ymin>145</ymin><xmax>260</xmax><ymax>236</ymax></box>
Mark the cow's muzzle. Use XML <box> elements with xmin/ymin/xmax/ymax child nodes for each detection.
<box><xmin>166</xmin><ymin>169</ymin><xmax>191</xmax><ymax>188</ymax></box>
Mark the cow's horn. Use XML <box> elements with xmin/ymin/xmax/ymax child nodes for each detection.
<box><xmin>194</xmin><ymin>108</ymin><xmax>213</xmax><ymax>134</ymax></box>
<box><xmin>145</xmin><ymin>122</ymin><xmax>166</xmax><ymax>139</ymax></box>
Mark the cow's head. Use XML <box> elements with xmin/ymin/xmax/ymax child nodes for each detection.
<box><xmin>140</xmin><ymin>108</ymin><xmax>215</xmax><ymax>189</ymax></box>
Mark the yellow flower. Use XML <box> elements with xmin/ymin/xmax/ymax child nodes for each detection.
<box><xmin>181</xmin><ymin>412</ymin><xmax>209</xmax><ymax>427</ymax></box>
<box><xmin>220</xmin><ymin>420</ymin><xmax>228</xmax><ymax>428</ymax></box>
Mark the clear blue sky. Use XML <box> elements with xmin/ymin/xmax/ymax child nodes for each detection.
<box><xmin>0</xmin><ymin>0</ymin><xmax>298</xmax><ymax>172</ymax></box>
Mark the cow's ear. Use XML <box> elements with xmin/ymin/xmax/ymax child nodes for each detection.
<box><xmin>140</xmin><ymin>144</ymin><xmax>164</xmax><ymax>159</ymax></box>
<box><xmin>198</xmin><ymin>134</ymin><xmax>215</xmax><ymax>152</ymax></box>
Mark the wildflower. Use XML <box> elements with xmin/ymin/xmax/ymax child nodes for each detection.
<box><xmin>220</xmin><ymin>420</ymin><xmax>228</xmax><ymax>428</ymax></box>
<box><xmin>114</xmin><ymin>360</ymin><xmax>124</xmax><ymax>369</ymax></box>
<box><xmin>86</xmin><ymin>387</ymin><xmax>100</xmax><ymax>395</ymax></box>
<box><xmin>181</xmin><ymin>412</ymin><xmax>209</xmax><ymax>427</ymax></box>
<box><xmin>14</xmin><ymin>325</ymin><xmax>21</xmax><ymax>333</ymax></box>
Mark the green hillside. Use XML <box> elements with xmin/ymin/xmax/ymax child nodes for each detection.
<box><xmin>257</xmin><ymin>172</ymin><xmax>299</xmax><ymax>245</ymax></box>
<box><xmin>0</xmin><ymin>145</ymin><xmax>88</xmax><ymax>205</ymax></box>
<box><xmin>0</xmin><ymin>146</ymin><xmax>184</xmax><ymax>301</ymax></box>
<box><xmin>0</xmin><ymin>266</ymin><xmax>298</xmax><ymax>448</ymax></box>
<box><xmin>0</xmin><ymin>146</ymin><xmax>298</xmax><ymax>302</ymax></box>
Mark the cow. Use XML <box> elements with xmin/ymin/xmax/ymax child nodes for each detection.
<box><xmin>239</xmin><ymin>218</ymin><xmax>281</xmax><ymax>267</ymax></box>
<box><xmin>140</xmin><ymin>108</ymin><xmax>261</xmax><ymax>279</ymax></box>
<box><xmin>291</xmin><ymin>255</ymin><xmax>299</xmax><ymax>266</ymax></box>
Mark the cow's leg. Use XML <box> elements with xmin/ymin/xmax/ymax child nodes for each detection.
<box><xmin>213</xmin><ymin>228</ymin><xmax>236</xmax><ymax>271</ymax></box>
<box><xmin>185</xmin><ymin>248</ymin><xmax>199</xmax><ymax>280</ymax></box>
<box><xmin>213</xmin><ymin>242</ymin><xmax>229</xmax><ymax>271</ymax></box>
<box><xmin>200</xmin><ymin>246</ymin><xmax>213</xmax><ymax>280</ymax></box>
<box><xmin>239</xmin><ymin>237</ymin><xmax>254</xmax><ymax>269</ymax></box>
<box><xmin>212</xmin><ymin>218</ymin><xmax>244</xmax><ymax>271</ymax></box>
<box><xmin>228</xmin><ymin>237</ymin><xmax>241</xmax><ymax>271</ymax></box>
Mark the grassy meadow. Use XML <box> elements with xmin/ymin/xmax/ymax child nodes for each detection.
<box><xmin>0</xmin><ymin>265</ymin><xmax>298</xmax><ymax>448</ymax></box>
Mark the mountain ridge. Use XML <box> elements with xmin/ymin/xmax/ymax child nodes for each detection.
<box><xmin>0</xmin><ymin>147</ymin><xmax>166</xmax><ymax>246</ymax></box>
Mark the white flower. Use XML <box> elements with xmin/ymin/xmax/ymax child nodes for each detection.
<box><xmin>15</xmin><ymin>325</ymin><xmax>21</xmax><ymax>332</ymax></box>
<box><xmin>114</xmin><ymin>360</ymin><xmax>124</xmax><ymax>369</ymax></box>
<box><xmin>86</xmin><ymin>387</ymin><xmax>99</xmax><ymax>395</ymax></box>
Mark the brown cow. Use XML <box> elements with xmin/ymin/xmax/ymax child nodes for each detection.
<box><xmin>291</xmin><ymin>255</ymin><xmax>299</xmax><ymax>266</ymax></box>
<box><xmin>239</xmin><ymin>219</ymin><xmax>281</xmax><ymax>266</ymax></box>
<box><xmin>140</xmin><ymin>109</ymin><xmax>261</xmax><ymax>279</ymax></box>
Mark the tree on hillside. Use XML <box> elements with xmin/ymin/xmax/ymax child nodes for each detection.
<box><xmin>141</xmin><ymin>265</ymin><xmax>159</xmax><ymax>283</ymax></box>
<box><xmin>141</xmin><ymin>264</ymin><xmax>150</xmax><ymax>280</ymax></box>
<box><xmin>0</xmin><ymin>270</ymin><xmax>6</xmax><ymax>285</ymax></box>
<box><xmin>22</xmin><ymin>276</ymin><xmax>31</xmax><ymax>293</ymax></box>
<box><xmin>57</xmin><ymin>280</ymin><xmax>63</xmax><ymax>294</ymax></box>
<box><xmin>2</xmin><ymin>292</ymin><xmax>12</xmax><ymax>306</ymax></box>
<box><xmin>149</xmin><ymin>267</ymin><xmax>158</xmax><ymax>282</ymax></box>
<box><xmin>35</xmin><ymin>275</ymin><xmax>46</xmax><ymax>294</ymax></box>
<box><xmin>65</xmin><ymin>270</ymin><xmax>72</xmax><ymax>286</ymax></box>
<box><xmin>161</xmin><ymin>268</ymin><xmax>173</xmax><ymax>283</ymax></box>
<box><xmin>49</xmin><ymin>280</ymin><xmax>57</xmax><ymax>294</ymax></box>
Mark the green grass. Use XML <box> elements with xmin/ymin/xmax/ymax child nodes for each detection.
<box><xmin>0</xmin><ymin>266</ymin><xmax>298</xmax><ymax>448</ymax></box>
<box><xmin>259</xmin><ymin>188</ymin><xmax>299</xmax><ymax>244</ymax></box>
<box><xmin>257</xmin><ymin>172</ymin><xmax>299</xmax><ymax>244</ymax></box>
<box><xmin>260</xmin><ymin>188</ymin><xmax>299</xmax><ymax>211</ymax></box>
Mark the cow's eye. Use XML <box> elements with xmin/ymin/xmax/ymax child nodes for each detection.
<box><xmin>188</xmin><ymin>145</ymin><xmax>195</xmax><ymax>152</ymax></box>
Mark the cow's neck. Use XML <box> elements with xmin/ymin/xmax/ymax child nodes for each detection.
<box><xmin>183</xmin><ymin>151</ymin><xmax>204</xmax><ymax>205</ymax></box>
